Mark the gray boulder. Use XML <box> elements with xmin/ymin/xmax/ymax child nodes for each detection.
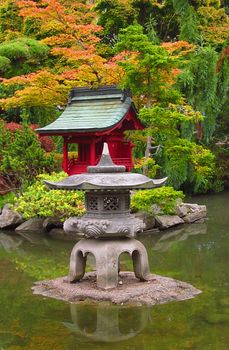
<box><xmin>134</xmin><ymin>212</ymin><xmax>155</xmax><ymax>231</ymax></box>
<box><xmin>183</xmin><ymin>203</ymin><xmax>201</xmax><ymax>210</ymax></box>
<box><xmin>0</xmin><ymin>204</ymin><xmax>23</xmax><ymax>229</ymax></box>
<box><xmin>43</xmin><ymin>217</ymin><xmax>63</xmax><ymax>232</ymax></box>
<box><xmin>15</xmin><ymin>217</ymin><xmax>45</xmax><ymax>232</ymax></box>
<box><xmin>183</xmin><ymin>204</ymin><xmax>207</xmax><ymax>223</ymax></box>
<box><xmin>155</xmin><ymin>215</ymin><xmax>184</xmax><ymax>230</ymax></box>
<box><xmin>175</xmin><ymin>204</ymin><xmax>188</xmax><ymax>217</ymax></box>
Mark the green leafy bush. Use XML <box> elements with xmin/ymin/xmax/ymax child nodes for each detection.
<box><xmin>131</xmin><ymin>186</ymin><xmax>184</xmax><ymax>215</ymax></box>
<box><xmin>0</xmin><ymin>55</ymin><xmax>11</xmax><ymax>72</ymax></box>
<box><xmin>13</xmin><ymin>172</ymin><xmax>85</xmax><ymax>220</ymax></box>
<box><xmin>0</xmin><ymin>191</ymin><xmax>15</xmax><ymax>209</ymax></box>
<box><xmin>0</xmin><ymin>38</ymin><xmax>49</xmax><ymax>61</ymax></box>
<box><xmin>0</xmin><ymin>121</ymin><xmax>55</xmax><ymax>191</ymax></box>
<box><xmin>12</xmin><ymin>171</ymin><xmax>184</xmax><ymax>220</ymax></box>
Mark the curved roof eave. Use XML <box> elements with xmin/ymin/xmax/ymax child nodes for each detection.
<box><xmin>36</xmin><ymin>100</ymin><xmax>140</xmax><ymax>135</ymax></box>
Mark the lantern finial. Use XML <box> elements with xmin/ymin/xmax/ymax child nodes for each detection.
<box><xmin>87</xmin><ymin>142</ymin><xmax>126</xmax><ymax>173</ymax></box>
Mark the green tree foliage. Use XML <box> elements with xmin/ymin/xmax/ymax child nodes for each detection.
<box><xmin>164</xmin><ymin>139</ymin><xmax>219</xmax><ymax>193</ymax></box>
<box><xmin>172</xmin><ymin>0</ymin><xmax>200</xmax><ymax>43</ymax></box>
<box><xmin>96</xmin><ymin>0</ymin><xmax>229</xmax><ymax>45</ymax></box>
<box><xmin>114</xmin><ymin>23</ymin><xmax>219</xmax><ymax>193</ymax></box>
<box><xmin>0</xmin><ymin>54</ymin><xmax>10</xmax><ymax>73</ymax></box>
<box><xmin>178</xmin><ymin>46</ymin><xmax>229</xmax><ymax>142</ymax></box>
<box><xmin>114</xmin><ymin>24</ymin><xmax>172</xmax><ymax>103</ymax></box>
<box><xmin>0</xmin><ymin>120</ymin><xmax>55</xmax><ymax>191</ymax></box>
<box><xmin>0</xmin><ymin>37</ymin><xmax>49</xmax><ymax>77</ymax></box>
<box><xmin>96</xmin><ymin>0</ymin><xmax>136</xmax><ymax>43</ymax></box>
<box><xmin>139</xmin><ymin>105</ymin><xmax>220</xmax><ymax>193</ymax></box>
<box><xmin>0</xmin><ymin>0</ymin><xmax>227</xmax><ymax>193</ymax></box>
<box><xmin>197</xmin><ymin>2</ymin><xmax>229</xmax><ymax>47</ymax></box>
<box><xmin>0</xmin><ymin>0</ymin><xmax>22</xmax><ymax>36</ymax></box>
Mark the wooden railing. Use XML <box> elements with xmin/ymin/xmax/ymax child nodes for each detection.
<box><xmin>112</xmin><ymin>158</ymin><xmax>132</xmax><ymax>165</ymax></box>
<box><xmin>67</xmin><ymin>157</ymin><xmax>133</xmax><ymax>173</ymax></box>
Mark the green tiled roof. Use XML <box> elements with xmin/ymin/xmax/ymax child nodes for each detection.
<box><xmin>37</xmin><ymin>87</ymin><xmax>136</xmax><ymax>134</ymax></box>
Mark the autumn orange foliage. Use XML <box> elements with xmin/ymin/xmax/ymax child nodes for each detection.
<box><xmin>161</xmin><ymin>41</ymin><xmax>195</xmax><ymax>57</ymax></box>
<box><xmin>0</xmin><ymin>0</ymin><xmax>123</xmax><ymax>109</ymax></box>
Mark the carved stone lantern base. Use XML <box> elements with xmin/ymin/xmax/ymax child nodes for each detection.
<box><xmin>67</xmin><ymin>238</ymin><xmax>151</xmax><ymax>289</ymax></box>
<box><xmin>64</xmin><ymin>214</ymin><xmax>145</xmax><ymax>239</ymax></box>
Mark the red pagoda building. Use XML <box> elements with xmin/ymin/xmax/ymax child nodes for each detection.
<box><xmin>37</xmin><ymin>86</ymin><xmax>143</xmax><ymax>175</ymax></box>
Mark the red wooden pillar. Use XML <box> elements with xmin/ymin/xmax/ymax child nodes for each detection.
<box><xmin>129</xmin><ymin>141</ymin><xmax>134</xmax><ymax>171</ymax></box>
<box><xmin>62</xmin><ymin>137</ymin><xmax>68</xmax><ymax>172</ymax></box>
<box><xmin>90</xmin><ymin>140</ymin><xmax>96</xmax><ymax>165</ymax></box>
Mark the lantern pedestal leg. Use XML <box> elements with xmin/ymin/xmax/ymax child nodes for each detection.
<box><xmin>68</xmin><ymin>238</ymin><xmax>151</xmax><ymax>290</ymax></box>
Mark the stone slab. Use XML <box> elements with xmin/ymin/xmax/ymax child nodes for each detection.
<box><xmin>32</xmin><ymin>271</ymin><xmax>201</xmax><ymax>306</ymax></box>
<box><xmin>15</xmin><ymin>218</ymin><xmax>45</xmax><ymax>232</ymax></box>
<box><xmin>155</xmin><ymin>215</ymin><xmax>184</xmax><ymax>229</ymax></box>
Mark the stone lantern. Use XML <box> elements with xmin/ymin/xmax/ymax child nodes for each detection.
<box><xmin>64</xmin><ymin>303</ymin><xmax>150</xmax><ymax>342</ymax></box>
<box><xmin>45</xmin><ymin>143</ymin><xmax>167</xmax><ymax>289</ymax></box>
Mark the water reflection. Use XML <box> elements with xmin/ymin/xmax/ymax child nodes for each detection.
<box><xmin>64</xmin><ymin>303</ymin><xmax>150</xmax><ymax>343</ymax></box>
<box><xmin>0</xmin><ymin>192</ymin><xmax>228</xmax><ymax>349</ymax></box>
<box><xmin>152</xmin><ymin>222</ymin><xmax>207</xmax><ymax>252</ymax></box>
<box><xmin>0</xmin><ymin>232</ymin><xmax>23</xmax><ymax>252</ymax></box>
<box><xmin>16</xmin><ymin>230</ymin><xmax>50</xmax><ymax>245</ymax></box>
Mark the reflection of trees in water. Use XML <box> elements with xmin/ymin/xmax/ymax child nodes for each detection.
<box><xmin>189</xmin><ymin>192</ymin><xmax>229</xmax><ymax>225</ymax></box>
<box><xmin>139</xmin><ymin>213</ymin><xmax>229</xmax><ymax>294</ymax></box>
<box><xmin>0</xmin><ymin>229</ymin><xmax>50</xmax><ymax>254</ymax></box>
<box><xmin>0</xmin><ymin>232</ymin><xmax>23</xmax><ymax>252</ymax></box>
<box><xmin>0</xmin><ymin>192</ymin><xmax>228</xmax><ymax>350</ymax></box>
<box><xmin>152</xmin><ymin>222</ymin><xmax>207</xmax><ymax>252</ymax></box>
<box><xmin>64</xmin><ymin>303</ymin><xmax>150</xmax><ymax>343</ymax></box>
<box><xmin>0</xmin><ymin>231</ymin><xmax>71</xmax><ymax>280</ymax></box>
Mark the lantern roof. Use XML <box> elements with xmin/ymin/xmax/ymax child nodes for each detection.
<box><xmin>37</xmin><ymin>86</ymin><xmax>139</xmax><ymax>135</ymax></box>
<box><xmin>44</xmin><ymin>143</ymin><xmax>167</xmax><ymax>191</ymax></box>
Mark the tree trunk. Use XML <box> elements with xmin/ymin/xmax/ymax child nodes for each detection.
<box><xmin>143</xmin><ymin>71</ymin><xmax>152</xmax><ymax>176</ymax></box>
<box><xmin>143</xmin><ymin>135</ymin><xmax>152</xmax><ymax>175</ymax></box>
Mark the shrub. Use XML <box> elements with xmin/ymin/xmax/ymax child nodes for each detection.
<box><xmin>13</xmin><ymin>172</ymin><xmax>85</xmax><ymax>220</ymax></box>
<box><xmin>6</xmin><ymin>122</ymin><xmax>56</xmax><ymax>152</ymax></box>
<box><xmin>30</xmin><ymin>124</ymin><xmax>56</xmax><ymax>152</ymax></box>
<box><xmin>0</xmin><ymin>121</ymin><xmax>55</xmax><ymax>191</ymax></box>
<box><xmin>12</xmin><ymin>172</ymin><xmax>183</xmax><ymax>220</ymax></box>
<box><xmin>0</xmin><ymin>38</ymin><xmax>49</xmax><ymax>61</ymax></box>
<box><xmin>0</xmin><ymin>55</ymin><xmax>11</xmax><ymax>72</ymax></box>
<box><xmin>131</xmin><ymin>186</ymin><xmax>184</xmax><ymax>215</ymax></box>
<box><xmin>38</xmin><ymin>135</ymin><xmax>56</xmax><ymax>152</ymax></box>
<box><xmin>0</xmin><ymin>191</ymin><xmax>15</xmax><ymax>209</ymax></box>
<box><xmin>5</xmin><ymin>122</ymin><xmax>23</xmax><ymax>132</ymax></box>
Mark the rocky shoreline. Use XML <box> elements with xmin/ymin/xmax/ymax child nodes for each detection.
<box><xmin>0</xmin><ymin>202</ymin><xmax>207</xmax><ymax>238</ymax></box>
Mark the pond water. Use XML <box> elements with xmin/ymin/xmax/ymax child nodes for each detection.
<box><xmin>0</xmin><ymin>192</ymin><xmax>228</xmax><ymax>349</ymax></box>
